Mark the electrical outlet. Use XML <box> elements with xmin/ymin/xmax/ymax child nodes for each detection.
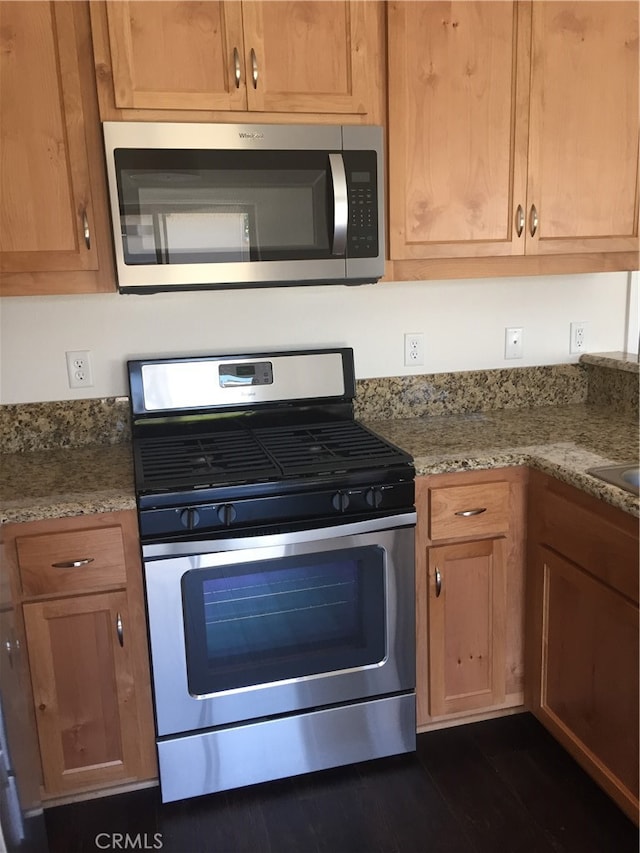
<box><xmin>404</xmin><ymin>333</ymin><xmax>424</xmax><ymax>366</ymax></box>
<box><xmin>570</xmin><ymin>322</ymin><xmax>587</xmax><ymax>354</ymax></box>
<box><xmin>505</xmin><ymin>327</ymin><xmax>523</xmax><ymax>359</ymax></box>
<box><xmin>66</xmin><ymin>350</ymin><xmax>93</xmax><ymax>388</ymax></box>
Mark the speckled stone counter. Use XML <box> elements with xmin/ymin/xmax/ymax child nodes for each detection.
<box><xmin>2</xmin><ymin>402</ymin><xmax>638</xmax><ymax>523</ymax></box>
<box><xmin>0</xmin><ymin>444</ymin><xmax>136</xmax><ymax>524</ymax></box>
<box><xmin>2</xmin><ymin>357</ymin><xmax>638</xmax><ymax>523</ymax></box>
<box><xmin>365</xmin><ymin>403</ymin><xmax>639</xmax><ymax>517</ymax></box>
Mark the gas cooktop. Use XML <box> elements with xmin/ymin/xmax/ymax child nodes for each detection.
<box><xmin>128</xmin><ymin>349</ymin><xmax>415</xmax><ymax>541</ymax></box>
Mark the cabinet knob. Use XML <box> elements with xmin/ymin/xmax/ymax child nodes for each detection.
<box><xmin>82</xmin><ymin>209</ymin><xmax>91</xmax><ymax>249</ymax></box>
<box><xmin>529</xmin><ymin>204</ymin><xmax>539</xmax><ymax>237</ymax></box>
<box><xmin>435</xmin><ymin>568</ymin><xmax>442</xmax><ymax>598</ymax></box>
<box><xmin>454</xmin><ymin>508</ymin><xmax>487</xmax><ymax>517</ymax></box>
<box><xmin>515</xmin><ymin>204</ymin><xmax>524</xmax><ymax>237</ymax></box>
<box><xmin>51</xmin><ymin>558</ymin><xmax>94</xmax><ymax>569</ymax></box>
<box><xmin>250</xmin><ymin>48</ymin><xmax>258</xmax><ymax>89</ymax></box>
<box><xmin>116</xmin><ymin>612</ymin><xmax>124</xmax><ymax>647</ymax></box>
<box><xmin>233</xmin><ymin>47</ymin><xmax>241</xmax><ymax>88</ymax></box>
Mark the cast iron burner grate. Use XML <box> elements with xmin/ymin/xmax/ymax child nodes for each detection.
<box><xmin>136</xmin><ymin>430</ymin><xmax>280</xmax><ymax>490</ymax></box>
<box><xmin>253</xmin><ymin>421</ymin><xmax>407</xmax><ymax>475</ymax></box>
<box><xmin>135</xmin><ymin>420</ymin><xmax>409</xmax><ymax>492</ymax></box>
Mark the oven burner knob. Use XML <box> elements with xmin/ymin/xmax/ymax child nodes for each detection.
<box><xmin>365</xmin><ymin>487</ymin><xmax>384</xmax><ymax>508</ymax></box>
<box><xmin>179</xmin><ymin>508</ymin><xmax>200</xmax><ymax>529</ymax></box>
<box><xmin>331</xmin><ymin>491</ymin><xmax>350</xmax><ymax>512</ymax></box>
<box><xmin>217</xmin><ymin>504</ymin><xmax>237</xmax><ymax>526</ymax></box>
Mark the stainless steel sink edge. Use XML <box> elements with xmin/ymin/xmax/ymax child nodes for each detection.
<box><xmin>586</xmin><ymin>462</ymin><xmax>640</xmax><ymax>496</ymax></box>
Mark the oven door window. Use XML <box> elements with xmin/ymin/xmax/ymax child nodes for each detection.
<box><xmin>114</xmin><ymin>149</ymin><xmax>336</xmax><ymax>265</ymax></box>
<box><xmin>181</xmin><ymin>547</ymin><xmax>386</xmax><ymax>696</ymax></box>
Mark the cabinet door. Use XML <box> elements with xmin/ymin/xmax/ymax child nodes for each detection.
<box><xmin>525</xmin><ymin>1</ymin><xmax>639</xmax><ymax>255</ymax></box>
<box><xmin>104</xmin><ymin>0</ymin><xmax>246</xmax><ymax>110</ymax></box>
<box><xmin>534</xmin><ymin>546</ymin><xmax>639</xmax><ymax>816</ymax></box>
<box><xmin>23</xmin><ymin>591</ymin><xmax>148</xmax><ymax>795</ymax></box>
<box><xmin>241</xmin><ymin>1</ymin><xmax>373</xmax><ymax>114</ymax></box>
<box><xmin>0</xmin><ymin>2</ymin><xmax>100</xmax><ymax>278</ymax></box>
<box><xmin>387</xmin><ymin>1</ymin><xmax>531</xmax><ymax>260</ymax></box>
<box><xmin>427</xmin><ymin>538</ymin><xmax>507</xmax><ymax>717</ymax></box>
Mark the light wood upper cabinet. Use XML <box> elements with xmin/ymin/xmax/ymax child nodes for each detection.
<box><xmin>94</xmin><ymin>0</ymin><xmax>381</xmax><ymax>119</ymax></box>
<box><xmin>526</xmin><ymin>2</ymin><xmax>639</xmax><ymax>255</ymax></box>
<box><xmin>388</xmin><ymin>1</ymin><xmax>639</xmax><ymax>269</ymax></box>
<box><xmin>104</xmin><ymin>1</ymin><xmax>246</xmax><ymax>111</ymax></box>
<box><xmin>0</xmin><ymin>1</ymin><xmax>114</xmax><ymax>295</ymax></box>
<box><xmin>388</xmin><ymin>1</ymin><xmax>531</xmax><ymax>260</ymax></box>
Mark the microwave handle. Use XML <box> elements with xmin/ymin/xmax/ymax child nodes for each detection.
<box><xmin>328</xmin><ymin>153</ymin><xmax>348</xmax><ymax>256</ymax></box>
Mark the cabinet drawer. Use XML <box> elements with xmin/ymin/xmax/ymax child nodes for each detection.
<box><xmin>429</xmin><ymin>482</ymin><xmax>511</xmax><ymax>541</ymax></box>
<box><xmin>16</xmin><ymin>526</ymin><xmax>127</xmax><ymax>597</ymax></box>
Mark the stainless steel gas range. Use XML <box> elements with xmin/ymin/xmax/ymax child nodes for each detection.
<box><xmin>128</xmin><ymin>348</ymin><xmax>416</xmax><ymax>803</ymax></box>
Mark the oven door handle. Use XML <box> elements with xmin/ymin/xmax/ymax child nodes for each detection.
<box><xmin>142</xmin><ymin>512</ymin><xmax>417</xmax><ymax>560</ymax></box>
<box><xmin>328</xmin><ymin>153</ymin><xmax>348</xmax><ymax>257</ymax></box>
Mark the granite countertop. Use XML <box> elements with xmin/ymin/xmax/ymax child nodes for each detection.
<box><xmin>365</xmin><ymin>403</ymin><xmax>639</xmax><ymax>516</ymax></box>
<box><xmin>1</xmin><ymin>401</ymin><xmax>638</xmax><ymax>524</ymax></box>
<box><xmin>0</xmin><ymin>443</ymin><xmax>136</xmax><ymax>524</ymax></box>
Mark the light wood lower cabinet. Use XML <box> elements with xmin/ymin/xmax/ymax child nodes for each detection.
<box><xmin>23</xmin><ymin>591</ymin><xmax>148</xmax><ymax>795</ymax></box>
<box><xmin>427</xmin><ymin>537</ymin><xmax>507</xmax><ymax>717</ymax></box>
<box><xmin>416</xmin><ymin>467</ymin><xmax>527</xmax><ymax>730</ymax></box>
<box><xmin>1</xmin><ymin>510</ymin><xmax>157</xmax><ymax>799</ymax></box>
<box><xmin>526</xmin><ymin>470</ymin><xmax>639</xmax><ymax>824</ymax></box>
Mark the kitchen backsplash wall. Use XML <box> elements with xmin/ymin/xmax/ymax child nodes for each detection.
<box><xmin>583</xmin><ymin>354</ymin><xmax>640</xmax><ymax>418</ymax></box>
<box><xmin>0</xmin><ymin>397</ymin><xmax>130</xmax><ymax>454</ymax></box>
<box><xmin>0</xmin><ymin>272</ymin><xmax>635</xmax><ymax>405</ymax></box>
<box><xmin>1</xmin><ymin>363</ymin><xmax>591</xmax><ymax>454</ymax></box>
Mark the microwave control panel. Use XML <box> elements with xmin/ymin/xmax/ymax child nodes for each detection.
<box><xmin>344</xmin><ymin>152</ymin><xmax>378</xmax><ymax>258</ymax></box>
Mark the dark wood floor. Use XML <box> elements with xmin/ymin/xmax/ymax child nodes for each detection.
<box><xmin>44</xmin><ymin>713</ymin><xmax>638</xmax><ymax>853</ymax></box>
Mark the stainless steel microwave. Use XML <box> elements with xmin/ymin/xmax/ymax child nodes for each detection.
<box><xmin>102</xmin><ymin>122</ymin><xmax>384</xmax><ymax>293</ymax></box>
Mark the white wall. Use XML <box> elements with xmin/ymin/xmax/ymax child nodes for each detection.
<box><xmin>0</xmin><ymin>271</ymin><xmax>636</xmax><ymax>404</ymax></box>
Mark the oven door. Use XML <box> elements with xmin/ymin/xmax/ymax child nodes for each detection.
<box><xmin>144</xmin><ymin>515</ymin><xmax>415</xmax><ymax>738</ymax></box>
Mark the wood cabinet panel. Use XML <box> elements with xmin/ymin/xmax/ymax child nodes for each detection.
<box><xmin>526</xmin><ymin>1</ymin><xmax>639</xmax><ymax>255</ymax></box>
<box><xmin>94</xmin><ymin>0</ymin><xmax>381</xmax><ymax>120</ymax></box>
<box><xmin>242</xmin><ymin>1</ymin><xmax>371</xmax><ymax>114</ymax></box>
<box><xmin>0</xmin><ymin>0</ymin><xmax>114</xmax><ymax>295</ymax></box>
<box><xmin>16</xmin><ymin>525</ymin><xmax>126</xmax><ymax>598</ymax></box>
<box><xmin>387</xmin><ymin>0</ymin><xmax>639</xmax><ymax>274</ymax></box>
<box><xmin>415</xmin><ymin>467</ymin><xmax>527</xmax><ymax>730</ymax></box>
<box><xmin>23</xmin><ymin>592</ymin><xmax>147</xmax><ymax>794</ymax></box>
<box><xmin>429</xmin><ymin>481</ymin><xmax>510</xmax><ymax>541</ymax></box>
<box><xmin>1</xmin><ymin>510</ymin><xmax>157</xmax><ymax>798</ymax></box>
<box><xmin>0</xmin><ymin>2</ymin><xmax>96</xmax><ymax>269</ymax></box>
<box><xmin>105</xmin><ymin>1</ymin><xmax>246</xmax><ymax>110</ymax></box>
<box><xmin>427</xmin><ymin>538</ymin><xmax>507</xmax><ymax>716</ymax></box>
<box><xmin>387</xmin><ymin>0</ymin><xmax>531</xmax><ymax>259</ymax></box>
<box><xmin>526</xmin><ymin>469</ymin><xmax>640</xmax><ymax>824</ymax></box>
<box><xmin>541</xmin><ymin>548</ymin><xmax>639</xmax><ymax>801</ymax></box>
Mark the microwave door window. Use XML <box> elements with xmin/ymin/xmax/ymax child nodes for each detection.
<box><xmin>163</xmin><ymin>210</ymin><xmax>251</xmax><ymax>263</ymax></box>
<box><xmin>115</xmin><ymin>151</ymin><xmax>334</xmax><ymax>267</ymax></box>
